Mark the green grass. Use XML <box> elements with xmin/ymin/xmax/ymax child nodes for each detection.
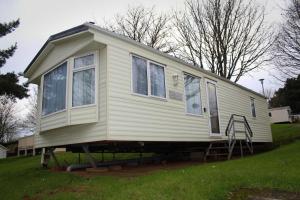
<box><xmin>0</xmin><ymin>123</ymin><xmax>300</xmax><ymax>200</ymax></box>
<box><xmin>271</xmin><ymin>123</ymin><xmax>300</xmax><ymax>145</ymax></box>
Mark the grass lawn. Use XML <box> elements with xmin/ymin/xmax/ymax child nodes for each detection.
<box><xmin>0</xmin><ymin>123</ymin><xmax>300</xmax><ymax>200</ymax></box>
<box><xmin>272</xmin><ymin>123</ymin><xmax>300</xmax><ymax>145</ymax></box>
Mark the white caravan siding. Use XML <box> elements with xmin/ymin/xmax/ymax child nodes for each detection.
<box><xmin>0</xmin><ymin>146</ymin><xmax>7</xmax><ymax>159</ymax></box>
<box><xmin>31</xmin><ymin>26</ymin><xmax>272</xmax><ymax>148</ymax></box>
<box><xmin>269</xmin><ymin>107</ymin><xmax>292</xmax><ymax>123</ymax></box>
<box><xmin>0</xmin><ymin>150</ymin><xmax>6</xmax><ymax>159</ymax></box>
<box><xmin>102</xmin><ymin>35</ymin><xmax>272</xmax><ymax>142</ymax></box>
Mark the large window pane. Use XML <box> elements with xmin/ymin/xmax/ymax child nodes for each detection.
<box><xmin>132</xmin><ymin>56</ymin><xmax>148</xmax><ymax>95</ymax></box>
<box><xmin>184</xmin><ymin>75</ymin><xmax>202</xmax><ymax>115</ymax></box>
<box><xmin>72</xmin><ymin>69</ymin><xmax>95</xmax><ymax>107</ymax></box>
<box><xmin>42</xmin><ymin>62</ymin><xmax>67</xmax><ymax>115</ymax></box>
<box><xmin>74</xmin><ymin>54</ymin><xmax>94</xmax><ymax>69</ymax></box>
<box><xmin>150</xmin><ymin>63</ymin><xmax>166</xmax><ymax>98</ymax></box>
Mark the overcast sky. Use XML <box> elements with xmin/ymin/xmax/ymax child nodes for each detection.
<box><xmin>0</xmin><ymin>0</ymin><xmax>287</xmax><ymax>116</ymax></box>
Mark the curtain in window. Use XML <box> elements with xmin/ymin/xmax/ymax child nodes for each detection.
<box><xmin>184</xmin><ymin>75</ymin><xmax>202</xmax><ymax>115</ymax></box>
<box><xmin>132</xmin><ymin>56</ymin><xmax>148</xmax><ymax>95</ymax></box>
<box><xmin>72</xmin><ymin>69</ymin><xmax>95</xmax><ymax>107</ymax></box>
<box><xmin>42</xmin><ymin>62</ymin><xmax>67</xmax><ymax>115</ymax></box>
<box><xmin>150</xmin><ymin>63</ymin><xmax>166</xmax><ymax>98</ymax></box>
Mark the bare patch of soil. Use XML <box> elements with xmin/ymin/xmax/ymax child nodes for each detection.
<box><xmin>228</xmin><ymin>188</ymin><xmax>300</xmax><ymax>200</ymax></box>
<box><xmin>72</xmin><ymin>160</ymin><xmax>200</xmax><ymax>178</ymax></box>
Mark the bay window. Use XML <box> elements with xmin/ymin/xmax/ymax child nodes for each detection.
<box><xmin>72</xmin><ymin>54</ymin><xmax>96</xmax><ymax>107</ymax></box>
<box><xmin>132</xmin><ymin>55</ymin><xmax>166</xmax><ymax>98</ymax></box>
<box><xmin>42</xmin><ymin>62</ymin><xmax>67</xmax><ymax>116</ymax></box>
<box><xmin>184</xmin><ymin>74</ymin><xmax>202</xmax><ymax>115</ymax></box>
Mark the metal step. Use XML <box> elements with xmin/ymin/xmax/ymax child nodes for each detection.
<box><xmin>233</xmin><ymin>120</ymin><xmax>246</xmax><ymax>123</ymax></box>
<box><xmin>206</xmin><ymin>153</ymin><xmax>228</xmax><ymax>156</ymax></box>
<box><xmin>234</xmin><ymin>130</ymin><xmax>247</xmax><ymax>133</ymax></box>
<box><xmin>209</xmin><ymin>146</ymin><xmax>228</xmax><ymax>150</ymax></box>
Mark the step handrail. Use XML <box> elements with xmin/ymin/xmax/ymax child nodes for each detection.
<box><xmin>225</xmin><ymin>114</ymin><xmax>254</xmax><ymax>159</ymax></box>
<box><xmin>225</xmin><ymin>114</ymin><xmax>253</xmax><ymax>136</ymax></box>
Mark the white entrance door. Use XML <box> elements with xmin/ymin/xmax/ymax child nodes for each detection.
<box><xmin>206</xmin><ymin>80</ymin><xmax>220</xmax><ymax>135</ymax></box>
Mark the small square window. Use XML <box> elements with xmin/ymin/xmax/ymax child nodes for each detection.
<box><xmin>74</xmin><ymin>54</ymin><xmax>94</xmax><ymax>69</ymax></box>
<box><xmin>132</xmin><ymin>55</ymin><xmax>166</xmax><ymax>98</ymax></box>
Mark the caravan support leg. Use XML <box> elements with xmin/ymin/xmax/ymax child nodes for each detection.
<box><xmin>41</xmin><ymin>148</ymin><xmax>49</xmax><ymax>168</ymax></box>
<box><xmin>49</xmin><ymin>148</ymin><xmax>60</xmax><ymax>168</ymax></box>
<box><xmin>82</xmin><ymin>145</ymin><xmax>97</xmax><ymax>168</ymax></box>
<box><xmin>239</xmin><ymin>140</ymin><xmax>243</xmax><ymax>158</ymax></box>
<box><xmin>41</xmin><ymin>148</ymin><xmax>60</xmax><ymax>168</ymax></box>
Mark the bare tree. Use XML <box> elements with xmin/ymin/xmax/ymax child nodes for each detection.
<box><xmin>272</xmin><ymin>0</ymin><xmax>300</xmax><ymax>79</ymax></box>
<box><xmin>264</xmin><ymin>88</ymin><xmax>274</xmax><ymax>101</ymax></box>
<box><xmin>174</xmin><ymin>0</ymin><xmax>274</xmax><ymax>82</ymax></box>
<box><xmin>105</xmin><ymin>5</ymin><xmax>177</xmax><ymax>54</ymax></box>
<box><xmin>24</xmin><ymin>88</ymin><xmax>38</xmax><ymax>131</ymax></box>
<box><xmin>0</xmin><ymin>95</ymin><xmax>19</xmax><ymax>143</ymax></box>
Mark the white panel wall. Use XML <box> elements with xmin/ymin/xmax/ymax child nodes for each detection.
<box><xmin>70</xmin><ymin>106</ymin><xmax>98</xmax><ymax>125</ymax></box>
<box><xmin>40</xmin><ymin>111</ymin><xmax>68</xmax><ymax>132</ymax></box>
<box><xmin>0</xmin><ymin>150</ymin><xmax>6</xmax><ymax>159</ymax></box>
<box><xmin>270</xmin><ymin>109</ymin><xmax>291</xmax><ymax>123</ymax></box>
<box><xmin>33</xmin><ymin>28</ymin><xmax>272</xmax><ymax>148</ymax></box>
<box><xmin>104</xmin><ymin>39</ymin><xmax>272</xmax><ymax>142</ymax></box>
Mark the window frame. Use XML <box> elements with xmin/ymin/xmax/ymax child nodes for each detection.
<box><xmin>71</xmin><ymin>51</ymin><xmax>97</xmax><ymax>109</ymax></box>
<box><xmin>183</xmin><ymin>72</ymin><xmax>203</xmax><ymax>117</ymax></box>
<box><xmin>250</xmin><ymin>97</ymin><xmax>256</xmax><ymax>118</ymax></box>
<box><xmin>41</xmin><ymin>60</ymin><xmax>68</xmax><ymax>118</ymax></box>
<box><xmin>131</xmin><ymin>54</ymin><xmax>167</xmax><ymax>100</ymax></box>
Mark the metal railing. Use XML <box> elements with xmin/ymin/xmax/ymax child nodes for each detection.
<box><xmin>225</xmin><ymin>114</ymin><xmax>253</xmax><ymax>159</ymax></box>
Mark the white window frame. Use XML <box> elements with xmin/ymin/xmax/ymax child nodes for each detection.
<box><xmin>250</xmin><ymin>97</ymin><xmax>256</xmax><ymax>118</ymax></box>
<box><xmin>71</xmin><ymin>51</ymin><xmax>98</xmax><ymax>109</ymax></box>
<box><xmin>183</xmin><ymin>72</ymin><xmax>203</xmax><ymax>117</ymax></box>
<box><xmin>131</xmin><ymin>54</ymin><xmax>167</xmax><ymax>100</ymax></box>
<box><xmin>41</xmin><ymin>60</ymin><xmax>69</xmax><ymax>118</ymax></box>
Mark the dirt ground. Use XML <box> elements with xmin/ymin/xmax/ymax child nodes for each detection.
<box><xmin>71</xmin><ymin>160</ymin><xmax>200</xmax><ymax>178</ymax></box>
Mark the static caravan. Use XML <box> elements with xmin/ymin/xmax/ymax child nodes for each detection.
<box><xmin>0</xmin><ymin>144</ymin><xmax>8</xmax><ymax>159</ymax></box>
<box><xmin>18</xmin><ymin>135</ymin><xmax>35</xmax><ymax>156</ymax></box>
<box><xmin>24</xmin><ymin>23</ymin><xmax>272</xmax><ymax>162</ymax></box>
<box><xmin>269</xmin><ymin>106</ymin><xmax>292</xmax><ymax>124</ymax></box>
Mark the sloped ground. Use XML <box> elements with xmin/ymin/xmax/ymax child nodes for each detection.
<box><xmin>229</xmin><ymin>188</ymin><xmax>300</xmax><ymax>200</ymax></box>
<box><xmin>0</xmin><ymin>124</ymin><xmax>299</xmax><ymax>200</ymax></box>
